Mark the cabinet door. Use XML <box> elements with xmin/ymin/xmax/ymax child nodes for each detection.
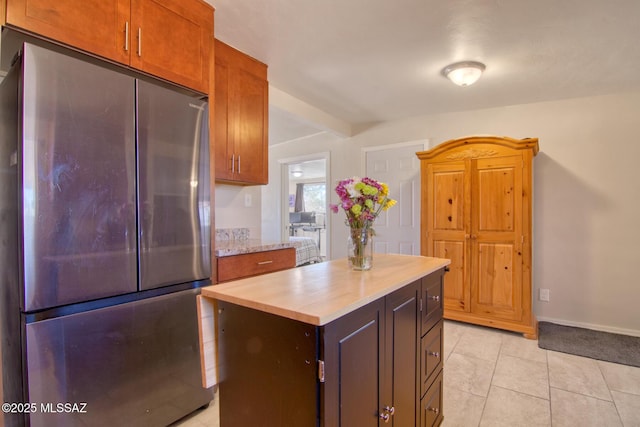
<box><xmin>130</xmin><ymin>0</ymin><xmax>212</xmax><ymax>93</ymax></box>
<box><xmin>213</xmin><ymin>47</ymin><xmax>234</xmax><ymax>180</ymax></box>
<box><xmin>424</xmin><ymin>161</ymin><xmax>470</xmax><ymax>314</ymax></box>
<box><xmin>323</xmin><ymin>299</ymin><xmax>384</xmax><ymax>427</ymax></box>
<box><xmin>5</xmin><ymin>0</ymin><xmax>131</xmax><ymax>65</ymax></box>
<box><xmin>470</xmin><ymin>155</ymin><xmax>524</xmax><ymax>321</ymax></box>
<box><xmin>214</xmin><ymin>40</ymin><xmax>268</xmax><ymax>185</ymax></box>
<box><xmin>384</xmin><ymin>282</ymin><xmax>419</xmax><ymax>427</ymax></box>
<box><xmin>229</xmin><ymin>67</ymin><xmax>268</xmax><ymax>184</ymax></box>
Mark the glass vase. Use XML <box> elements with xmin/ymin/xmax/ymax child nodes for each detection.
<box><xmin>347</xmin><ymin>227</ymin><xmax>373</xmax><ymax>271</ymax></box>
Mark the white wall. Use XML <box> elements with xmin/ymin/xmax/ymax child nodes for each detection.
<box><xmin>215</xmin><ymin>184</ymin><xmax>262</xmax><ymax>238</ymax></box>
<box><xmin>263</xmin><ymin>90</ymin><xmax>640</xmax><ymax>336</ymax></box>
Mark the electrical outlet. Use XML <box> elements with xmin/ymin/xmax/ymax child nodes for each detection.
<box><xmin>539</xmin><ymin>288</ymin><xmax>550</xmax><ymax>302</ymax></box>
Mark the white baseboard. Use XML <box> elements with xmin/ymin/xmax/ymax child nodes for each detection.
<box><xmin>537</xmin><ymin>316</ymin><xmax>640</xmax><ymax>338</ymax></box>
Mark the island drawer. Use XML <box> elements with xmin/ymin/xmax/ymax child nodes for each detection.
<box><xmin>216</xmin><ymin>248</ymin><xmax>296</xmax><ymax>283</ymax></box>
<box><xmin>420</xmin><ymin>320</ymin><xmax>443</xmax><ymax>398</ymax></box>
<box><xmin>420</xmin><ymin>369</ymin><xmax>443</xmax><ymax>427</ymax></box>
<box><xmin>421</xmin><ymin>270</ymin><xmax>444</xmax><ymax>336</ymax></box>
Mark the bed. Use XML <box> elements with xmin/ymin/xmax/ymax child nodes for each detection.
<box><xmin>289</xmin><ymin>236</ymin><xmax>323</xmax><ymax>266</ymax></box>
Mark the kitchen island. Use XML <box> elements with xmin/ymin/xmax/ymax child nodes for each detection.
<box><xmin>198</xmin><ymin>253</ymin><xmax>450</xmax><ymax>426</ymax></box>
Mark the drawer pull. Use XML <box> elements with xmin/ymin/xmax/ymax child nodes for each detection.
<box><xmin>428</xmin><ymin>351</ymin><xmax>440</xmax><ymax>358</ymax></box>
<box><xmin>257</xmin><ymin>260</ymin><xmax>274</xmax><ymax>265</ymax></box>
<box><xmin>379</xmin><ymin>412</ymin><xmax>390</xmax><ymax>423</ymax></box>
<box><xmin>429</xmin><ymin>295</ymin><xmax>440</xmax><ymax>302</ymax></box>
<box><xmin>427</xmin><ymin>406</ymin><xmax>439</xmax><ymax>414</ymax></box>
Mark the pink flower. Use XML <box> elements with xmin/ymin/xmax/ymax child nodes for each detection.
<box><xmin>331</xmin><ymin>176</ymin><xmax>395</xmax><ymax>229</ymax></box>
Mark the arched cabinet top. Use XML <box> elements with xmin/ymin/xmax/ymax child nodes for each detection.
<box><xmin>416</xmin><ymin>136</ymin><xmax>539</xmax><ymax>161</ymax></box>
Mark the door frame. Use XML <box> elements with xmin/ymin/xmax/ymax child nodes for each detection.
<box><xmin>278</xmin><ymin>152</ymin><xmax>331</xmax><ymax>259</ymax></box>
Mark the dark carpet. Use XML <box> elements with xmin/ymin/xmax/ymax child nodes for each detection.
<box><xmin>538</xmin><ymin>321</ymin><xmax>640</xmax><ymax>367</ymax></box>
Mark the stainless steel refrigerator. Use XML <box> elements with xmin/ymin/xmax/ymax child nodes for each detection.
<box><xmin>0</xmin><ymin>36</ymin><xmax>212</xmax><ymax>426</ymax></box>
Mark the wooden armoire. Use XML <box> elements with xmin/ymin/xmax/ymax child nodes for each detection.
<box><xmin>416</xmin><ymin>136</ymin><xmax>539</xmax><ymax>338</ymax></box>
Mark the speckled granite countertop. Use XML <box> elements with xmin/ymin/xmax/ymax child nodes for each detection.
<box><xmin>214</xmin><ymin>239</ymin><xmax>295</xmax><ymax>257</ymax></box>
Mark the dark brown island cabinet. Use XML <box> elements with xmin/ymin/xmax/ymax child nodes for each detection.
<box><xmin>198</xmin><ymin>254</ymin><xmax>450</xmax><ymax>426</ymax></box>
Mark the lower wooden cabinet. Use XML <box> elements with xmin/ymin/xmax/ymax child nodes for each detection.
<box><xmin>324</xmin><ymin>281</ymin><xmax>419</xmax><ymax>426</ymax></box>
<box><xmin>216</xmin><ymin>267</ymin><xmax>446</xmax><ymax>426</ymax></box>
<box><xmin>215</xmin><ymin>248</ymin><xmax>295</xmax><ymax>282</ymax></box>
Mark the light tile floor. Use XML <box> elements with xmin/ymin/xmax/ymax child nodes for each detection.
<box><xmin>174</xmin><ymin>320</ymin><xmax>640</xmax><ymax>427</ymax></box>
<box><xmin>443</xmin><ymin>320</ymin><xmax>640</xmax><ymax>427</ymax></box>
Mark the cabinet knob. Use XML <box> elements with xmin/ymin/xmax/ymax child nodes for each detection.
<box><xmin>379</xmin><ymin>406</ymin><xmax>395</xmax><ymax>423</ymax></box>
<box><xmin>429</xmin><ymin>295</ymin><xmax>440</xmax><ymax>302</ymax></box>
<box><xmin>427</xmin><ymin>406</ymin><xmax>440</xmax><ymax>414</ymax></box>
<box><xmin>428</xmin><ymin>351</ymin><xmax>440</xmax><ymax>358</ymax></box>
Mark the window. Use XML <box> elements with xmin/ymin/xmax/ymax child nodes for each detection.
<box><xmin>302</xmin><ymin>183</ymin><xmax>326</xmax><ymax>213</ymax></box>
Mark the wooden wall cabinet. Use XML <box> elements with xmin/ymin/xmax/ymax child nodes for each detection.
<box><xmin>417</xmin><ymin>136</ymin><xmax>538</xmax><ymax>338</ymax></box>
<box><xmin>3</xmin><ymin>0</ymin><xmax>213</xmax><ymax>93</ymax></box>
<box><xmin>214</xmin><ymin>39</ymin><xmax>268</xmax><ymax>185</ymax></box>
<box><xmin>214</xmin><ymin>268</ymin><xmax>446</xmax><ymax>426</ymax></box>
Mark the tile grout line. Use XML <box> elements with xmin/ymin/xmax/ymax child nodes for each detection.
<box><xmin>474</xmin><ymin>328</ymin><xmax>504</xmax><ymax>427</ymax></box>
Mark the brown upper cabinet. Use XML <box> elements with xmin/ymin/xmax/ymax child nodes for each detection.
<box><xmin>417</xmin><ymin>136</ymin><xmax>539</xmax><ymax>339</ymax></box>
<box><xmin>214</xmin><ymin>39</ymin><xmax>268</xmax><ymax>185</ymax></box>
<box><xmin>2</xmin><ymin>0</ymin><xmax>213</xmax><ymax>93</ymax></box>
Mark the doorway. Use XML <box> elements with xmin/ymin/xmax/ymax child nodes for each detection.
<box><xmin>280</xmin><ymin>153</ymin><xmax>330</xmax><ymax>262</ymax></box>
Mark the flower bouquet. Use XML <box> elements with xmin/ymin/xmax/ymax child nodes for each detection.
<box><xmin>330</xmin><ymin>177</ymin><xmax>396</xmax><ymax>270</ymax></box>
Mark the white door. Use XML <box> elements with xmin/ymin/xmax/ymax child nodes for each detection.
<box><xmin>364</xmin><ymin>142</ymin><xmax>426</xmax><ymax>255</ymax></box>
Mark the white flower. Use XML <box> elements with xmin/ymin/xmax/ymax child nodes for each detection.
<box><xmin>345</xmin><ymin>177</ymin><xmax>361</xmax><ymax>198</ymax></box>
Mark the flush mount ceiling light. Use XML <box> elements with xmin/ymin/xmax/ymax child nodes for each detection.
<box><xmin>441</xmin><ymin>61</ymin><xmax>486</xmax><ymax>87</ymax></box>
<box><xmin>291</xmin><ymin>170</ymin><xmax>303</xmax><ymax>178</ymax></box>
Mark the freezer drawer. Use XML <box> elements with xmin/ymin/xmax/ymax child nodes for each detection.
<box><xmin>25</xmin><ymin>288</ymin><xmax>212</xmax><ymax>427</ymax></box>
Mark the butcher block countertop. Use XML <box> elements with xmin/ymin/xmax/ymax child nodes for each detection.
<box><xmin>201</xmin><ymin>253</ymin><xmax>450</xmax><ymax>326</ymax></box>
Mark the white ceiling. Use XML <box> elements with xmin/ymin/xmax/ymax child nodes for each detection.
<box><xmin>207</xmin><ymin>0</ymin><xmax>640</xmax><ymax>144</ymax></box>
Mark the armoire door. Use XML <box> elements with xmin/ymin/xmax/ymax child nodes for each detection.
<box><xmin>424</xmin><ymin>161</ymin><xmax>470</xmax><ymax>314</ymax></box>
<box><xmin>470</xmin><ymin>155</ymin><xmax>523</xmax><ymax>321</ymax></box>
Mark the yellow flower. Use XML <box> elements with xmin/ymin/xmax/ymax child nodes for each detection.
<box><xmin>383</xmin><ymin>198</ymin><xmax>397</xmax><ymax>210</ymax></box>
<box><xmin>351</xmin><ymin>204</ymin><xmax>362</xmax><ymax>216</ymax></box>
<box><xmin>365</xmin><ymin>199</ymin><xmax>374</xmax><ymax>209</ymax></box>
<box><xmin>380</xmin><ymin>182</ymin><xmax>389</xmax><ymax>196</ymax></box>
